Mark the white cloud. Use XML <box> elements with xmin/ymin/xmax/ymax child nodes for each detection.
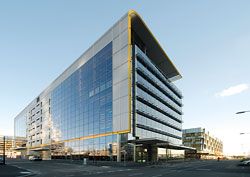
<box><xmin>216</xmin><ymin>84</ymin><xmax>249</xmax><ymax>97</ymax></box>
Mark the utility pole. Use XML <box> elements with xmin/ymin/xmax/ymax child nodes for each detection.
<box><xmin>3</xmin><ymin>136</ymin><xmax>6</xmax><ymax>165</ymax></box>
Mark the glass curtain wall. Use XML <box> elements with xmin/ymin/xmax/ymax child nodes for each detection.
<box><xmin>50</xmin><ymin>42</ymin><xmax>117</xmax><ymax>160</ymax></box>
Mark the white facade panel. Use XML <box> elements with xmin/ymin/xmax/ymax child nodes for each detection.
<box><xmin>112</xmin><ymin>15</ymin><xmax>129</xmax><ymax>133</ymax></box>
<box><xmin>120</xmin><ymin>113</ymin><xmax>129</xmax><ymax>131</ymax></box>
<box><xmin>113</xmin><ymin>29</ymin><xmax>128</xmax><ymax>55</ymax></box>
<box><xmin>113</xmin><ymin>115</ymin><xmax>121</xmax><ymax>132</ymax></box>
<box><xmin>118</xmin><ymin>62</ymin><xmax>128</xmax><ymax>82</ymax></box>
<box><xmin>120</xmin><ymin>30</ymin><xmax>128</xmax><ymax>50</ymax></box>
<box><xmin>113</xmin><ymin>45</ymin><xmax>128</xmax><ymax>70</ymax></box>
<box><xmin>119</xmin><ymin>79</ymin><xmax>128</xmax><ymax>98</ymax></box>
<box><xmin>120</xmin><ymin>96</ymin><xmax>128</xmax><ymax>114</ymax></box>
<box><xmin>113</xmin><ymin>99</ymin><xmax>120</xmax><ymax>116</ymax></box>
<box><xmin>113</xmin><ymin>68</ymin><xmax>120</xmax><ymax>85</ymax></box>
<box><xmin>120</xmin><ymin>16</ymin><xmax>128</xmax><ymax>33</ymax></box>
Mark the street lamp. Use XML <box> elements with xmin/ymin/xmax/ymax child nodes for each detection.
<box><xmin>3</xmin><ymin>136</ymin><xmax>6</xmax><ymax>165</ymax></box>
<box><xmin>239</xmin><ymin>133</ymin><xmax>250</xmax><ymax>157</ymax></box>
<box><xmin>240</xmin><ymin>133</ymin><xmax>250</xmax><ymax>135</ymax></box>
<box><xmin>236</xmin><ymin>110</ymin><xmax>250</xmax><ymax>114</ymax></box>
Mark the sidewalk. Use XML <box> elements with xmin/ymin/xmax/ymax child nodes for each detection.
<box><xmin>51</xmin><ymin>158</ymin><xmax>198</xmax><ymax>168</ymax></box>
<box><xmin>0</xmin><ymin>164</ymin><xmax>32</xmax><ymax>177</ymax></box>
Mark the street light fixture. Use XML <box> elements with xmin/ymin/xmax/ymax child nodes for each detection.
<box><xmin>240</xmin><ymin>133</ymin><xmax>250</xmax><ymax>135</ymax></box>
<box><xmin>236</xmin><ymin>110</ymin><xmax>250</xmax><ymax>114</ymax></box>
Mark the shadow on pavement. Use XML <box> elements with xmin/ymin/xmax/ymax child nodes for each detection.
<box><xmin>0</xmin><ymin>164</ymin><xmax>33</xmax><ymax>177</ymax></box>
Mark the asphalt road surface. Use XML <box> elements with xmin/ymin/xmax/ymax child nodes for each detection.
<box><xmin>4</xmin><ymin>159</ymin><xmax>250</xmax><ymax>177</ymax></box>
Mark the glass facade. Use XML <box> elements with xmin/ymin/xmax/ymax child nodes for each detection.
<box><xmin>134</xmin><ymin>45</ymin><xmax>183</xmax><ymax>145</ymax></box>
<box><xmin>49</xmin><ymin>42</ymin><xmax>118</xmax><ymax>158</ymax></box>
<box><xmin>14</xmin><ymin>112</ymin><xmax>27</xmax><ymax>138</ymax></box>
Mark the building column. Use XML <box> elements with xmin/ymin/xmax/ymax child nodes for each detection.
<box><xmin>166</xmin><ymin>148</ymin><xmax>168</xmax><ymax>161</ymax></box>
<box><xmin>148</xmin><ymin>145</ymin><xmax>158</xmax><ymax>162</ymax></box>
<box><xmin>117</xmin><ymin>134</ymin><xmax>121</xmax><ymax>162</ymax></box>
<box><xmin>133</xmin><ymin>144</ymin><xmax>136</xmax><ymax>162</ymax></box>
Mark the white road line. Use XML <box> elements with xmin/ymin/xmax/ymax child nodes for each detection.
<box><xmin>107</xmin><ymin>170</ymin><xmax>116</xmax><ymax>173</ymax></box>
<box><xmin>17</xmin><ymin>171</ymin><xmax>33</xmax><ymax>177</ymax></box>
<box><xmin>96</xmin><ymin>171</ymin><xmax>104</xmax><ymax>174</ymax></box>
<box><xmin>17</xmin><ymin>175</ymin><xmax>33</xmax><ymax>177</ymax></box>
<box><xmin>196</xmin><ymin>168</ymin><xmax>211</xmax><ymax>171</ymax></box>
<box><xmin>20</xmin><ymin>172</ymin><xmax>31</xmax><ymax>174</ymax></box>
<box><xmin>152</xmin><ymin>174</ymin><xmax>162</xmax><ymax>177</ymax></box>
<box><xmin>128</xmin><ymin>173</ymin><xmax>144</xmax><ymax>176</ymax></box>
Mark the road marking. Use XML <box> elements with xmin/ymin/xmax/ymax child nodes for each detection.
<box><xmin>107</xmin><ymin>170</ymin><xmax>116</xmax><ymax>173</ymax></box>
<box><xmin>17</xmin><ymin>171</ymin><xmax>33</xmax><ymax>177</ymax></box>
<box><xmin>196</xmin><ymin>168</ymin><xmax>211</xmax><ymax>171</ymax></box>
<box><xmin>101</xmin><ymin>166</ymin><xmax>111</xmax><ymax>168</ymax></box>
<box><xmin>20</xmin><ymin>172</ymin><xmax>31</xmax><ymax>174</ymax></box>
<box><xmin>129</xmin><ymin>173</ymin><xmax>144</xmax><ymax>176</ymax></box>
<box><xmin>17</xmin><ymin>175</ymin><xmax>33</xmax><ymax>177</ymax></box>
<box><xmin>126</xmin><ymin>169</ymin><xmax>133</xmax><ymax>171</ymax></box>
<box><xmin>96</xmin><ymin>171</ymin><xmax>104</xmax><ymax>174</ymax></box>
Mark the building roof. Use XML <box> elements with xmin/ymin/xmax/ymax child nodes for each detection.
<box><xmin>129</xmin><ymin>10</ymin><xmax>182</xmax><ymax>82</ymax></box>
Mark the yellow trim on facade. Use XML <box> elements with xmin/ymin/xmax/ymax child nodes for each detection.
<box><xmin>28</xmin><ymin>129</ymin><xmax>134</xmax><ymax>149</ymax></box>
<box><xmin>127</xmin><ymin>10</ymin><xmax>133</xmax><ymax>134</ymax></box>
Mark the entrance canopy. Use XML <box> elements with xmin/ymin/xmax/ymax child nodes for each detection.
<box><xmin>13</xmin><ymin>147</ymin><xmax>27</xmax><ymax>150</ymax></box>
<box><xmin>128</xmin><ymin>138</ymin><xmax>167</xmax><ymax>145</ymax></box>
<box><xmin>128</xmin><ymin>138</ymin><xmax>196</xmax><ymax>151</ymax></box>
<box><xmin>30</xmin><ymin>147</ymin><xmax>50</xmax><ymax>151</ymax></box>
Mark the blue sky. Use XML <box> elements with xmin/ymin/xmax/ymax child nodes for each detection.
<box><xmin>1</xmin><ymin>1</ymin><xmax>250</xmax><ymax>155</ymax></box>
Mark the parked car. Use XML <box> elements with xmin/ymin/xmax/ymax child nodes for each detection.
<box><xmin>29</xmin><ymin>156</ymin><xmax>42</xmax><ymax>161</ymax></box>
<box><xmin>238</xmin><ymin>160</ymin><xmax>250</xmax><ymax>166</ymax></box>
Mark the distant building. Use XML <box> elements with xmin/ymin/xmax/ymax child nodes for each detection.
<box><xmin>0</xmin><ymin>136</ymin><xmax>26</xmax><ymax>158</ymax></box>
<box><xmin>182</xmin><ymin>128</ymin><xmax>223</xmax><ymax>159</ymax></box>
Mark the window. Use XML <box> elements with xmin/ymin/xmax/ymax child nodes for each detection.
<box><xmin>50</xmin><ymin>42</ymin><xmax>113</xmax><ymax>142</ymax></box>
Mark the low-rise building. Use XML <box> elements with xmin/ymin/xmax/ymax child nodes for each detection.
<box><xmin>182</xmin><ymin>127</ymin><xmax>223</xmax><ymax>159</ymax></box>
<box><xmin>0</xmin><ymin>136</ymin><xmax>26</xmax><ymax>158</ymax></box>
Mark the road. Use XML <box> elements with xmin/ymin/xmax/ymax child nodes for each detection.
<box><xmin>4</xmin><ymin>159</ymin><xmax>250</xmax><ymax>177</ymax></box>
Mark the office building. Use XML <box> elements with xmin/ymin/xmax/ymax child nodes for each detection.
<box><xmin>183</xmin><ymin>128</ymin><xmax>223</xmax><ymax>159</ymax></box>
<box><xmin>14</xmin><ymin>10</ymin><xmax>185</xmax><ymax>162</ymax></box>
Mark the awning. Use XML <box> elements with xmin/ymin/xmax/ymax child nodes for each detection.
<box><xmin>128</xmin><ymin>138</ymin><xmax>167</xmax><ymax>145</ymax></box>
<box><xmin>165</xmin><ymin>143</ymin><xmax>196</xmax><ymax>151</ymax></box>
<box><xmin>128</xmin><ymin>138</ymin><xmax>196</xmax><ymax>151</ymax></box>
<box><xmin>30</xmin><ymin>147</ymin><xmax>50</xmax><ymax>151</ymax></box>
<box><xmin>13</xmin><ymin>147</ymin><xmax>27</xmax><ymax>150</ymax></box>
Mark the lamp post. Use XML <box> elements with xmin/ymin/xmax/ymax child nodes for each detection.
<box><xmin>3</xmin><ymin>136</ymin><xmax>6</xmax><ymax>165</ymax></box>
<box><xmin>239</xmin><ymin>133</ymin><xmax>250</xmax><ymax>157</ymax></box>
<box><xmin>236</xmin><ymin>110</ymin><xmax>250</xmax><ymax>114</ymax></box>
<box><xmin>240</xmin><ymin>133</ymin><xmax>250</xmax><ymax>135</ymax></box>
